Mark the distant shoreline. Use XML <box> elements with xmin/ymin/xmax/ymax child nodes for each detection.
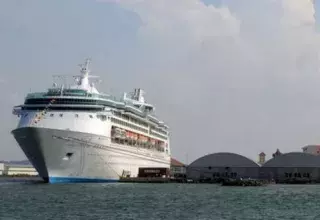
<box><xmin>0</xmin><ymin>175</ymin><xmax>43</xmax><ymax>183</ymax></box>
<box><xmin>0</xmin><ymin>175</ymin><xmax>39</xmax><ymax>177</ymax></box>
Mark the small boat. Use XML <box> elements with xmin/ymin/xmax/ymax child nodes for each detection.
<box><xmin>221</xmin><ymin>178</ymin><xmax>268</xmax><ymax>187</ymax></box>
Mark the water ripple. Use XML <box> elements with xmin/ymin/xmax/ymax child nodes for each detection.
<box><xmin>0</xmin><ymin>183</ymin><xmax>320</xmax><ymax>220</ymax></box>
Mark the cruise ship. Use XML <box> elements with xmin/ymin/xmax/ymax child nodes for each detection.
<box><xmin>11</xmin><ymin>59</ymin><xmax>171</xmax><ymax>183</ymax></box>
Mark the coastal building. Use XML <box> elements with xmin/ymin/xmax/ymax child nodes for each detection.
<box><xmin>6</xmin><ymin>164</ymin><xmax>38</xmax><ymax>176</ymax></box>
<box><xmin>0</xmin><ymin>163</ymin><xmax>4</xmax><ymax>175</ymax></box>
<box><xmin>186</xmin><ymin>152</ymin><xmax>260</xmax><ymax>181</ymax></box>
<box><xmin>302</xmin><ymin>145</ymin><xmax>320</xmax><ymax>155</ymax></box>
<box><xmin>187</xmin><ymin>150</ymin><xmax>320</xmax><ymax>183</ymax></box>
<box><xmin>260</xmin><ymin>152</ymin><xmax>320</xmax><ymax>183</ymax></box>
<box><xmin>258</xmin><ymin>152</ymin><xmax>266</xmax><ymax>165</ymax></box>
<box><xmin>170</xmin><ymin>158</ymin><xmax>186</xmax><ymax>178</ymax></box>
<box><xmin>0</xmin><ymin>162</ymin><xmax>38</xmax><ymax>176</ymax></box>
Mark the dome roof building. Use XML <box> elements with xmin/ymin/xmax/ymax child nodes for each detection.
<box><xmin>187</xmin><ymin>152</ymin><xmax>260</xmax><ymax>181</ymax></box>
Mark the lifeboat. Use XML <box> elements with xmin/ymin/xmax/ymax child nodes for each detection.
<box><xmin>126</xmin><ymin>130</ymin><xmax>132</xmax><ymax>140</ymax></box>
<box><xmin>139</xmin><ymin>135</ymin><xmax>148</xmax><ymax>143</ymax></box>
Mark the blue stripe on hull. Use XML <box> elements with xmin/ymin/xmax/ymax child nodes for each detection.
<box><xmin>48</xmin><ymin>177</ymin><xmax>119</xmax><ymax>183</ymax></box>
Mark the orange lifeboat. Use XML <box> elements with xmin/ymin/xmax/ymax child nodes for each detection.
<box><xmin>126</xmin><ymin>130</ymin><xmax>134</xmax><ymax>140</ymax></box>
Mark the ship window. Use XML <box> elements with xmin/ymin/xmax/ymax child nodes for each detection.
<box><xmin>59</xmin><ymin>113</ymin><xmax>63</xmax><ymax>117</ymax></box>
<box><xmin>89</xmin><ymin>115</ymin><xmax>93</xmax><ymax>118</ymax></box>
<box><xmin>75</xmin><ymin>114</ymin><xmax>79</xmax><ymax>118</ymax></box>
<box><xmin>50</xmin><ymin>114</ymin><xmax>54</xmax><ymax>117</ymax></box>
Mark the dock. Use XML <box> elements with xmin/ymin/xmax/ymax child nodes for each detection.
<box><xmin>119</xmin><ymin>177</ymin><xmax>191</xmax><ymax>183</ymax></box>
<box><xmin>220</xmin><ymin>178</ymin><xmax>269</xmax><ymax>187</ymax></box>
<box><xmin>119</xmin><ymin>177</ymin><xmax>171</xmax><ymax>183</ymax></box>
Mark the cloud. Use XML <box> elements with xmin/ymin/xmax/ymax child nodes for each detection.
<box><xmin>281</xmin><ymin>0</ymin><xmax>315</xmax><ymax>26</ymax></box>
<box><xmin>99</xmin><ymin>0</ymin><xmax>320</xmax><ymax>162</ymax></box>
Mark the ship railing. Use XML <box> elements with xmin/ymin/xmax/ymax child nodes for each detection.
<box><xmin>25</xmin><ymin>92</ymin><xmax>47</xmax><ymax>99</ymax></box>
<box><xmin>25</xmin><ymin>91</ymin><xmax>118</xmax><ymax>101</ymax></box>
<box><xmin>25</xmin><ymin>91</ymin><xmax>153</xmax><ymax>108</ymax></box>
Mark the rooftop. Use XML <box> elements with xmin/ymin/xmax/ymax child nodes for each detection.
<box><xmin>171</xmin><ymin>158</ymin><xmax>185</xmax><ymax>167</ymax></box>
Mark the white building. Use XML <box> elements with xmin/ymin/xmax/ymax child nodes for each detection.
<box><xmin>0</xmin><ymin>163</ymin><xmax>4</xmax><ymax>175</ymax></box>
<box><xmin>302</xmin><ymin>145</ymin><xmax>320</xmax><ymax>156</ymax></box>
<box><xmin>170</xmin><ymin>158</ymin><xmax>186</xmax><ymax>177</ymax></box>
<box><xmin>0</xmin><ymin>162</ymin><xmax>38</xmax><ymax>176</ymax></box>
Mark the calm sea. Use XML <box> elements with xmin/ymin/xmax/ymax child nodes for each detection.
<box><xmin>0</xmin><ymin>181</ymin><xmax>320</xmax><ymax>220</ymax></box>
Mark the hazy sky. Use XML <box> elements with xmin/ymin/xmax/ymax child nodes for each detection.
<box><xmin>1</xmin><ymin>0</ymin><xmax>320</xmax><ymax>164</ymax></box>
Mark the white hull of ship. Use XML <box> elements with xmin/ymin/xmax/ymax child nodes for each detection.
<box><xmin>11</xmin><ymin>111</ymin><xmax>170</xmax><ymax>183</ymax></box>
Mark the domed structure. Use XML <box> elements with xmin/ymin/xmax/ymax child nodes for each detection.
<box><xmin>187</xmin><ymin>152</ymin><xmax>260</xmax><ymax>181</ymax></box>
<box><xmin>188</xmin><ymin>152</ymin><xmax>259</xmax><ymax>168</ymax></box>
<box><xmin>263</xmin><ymin>152</ymin><xmax>320</xmax><ymax>167</ymax></box>
<box><xmin>260</xmin><ymin>152</ymin><xmax>320</xmax><ymax>182</ymax></box>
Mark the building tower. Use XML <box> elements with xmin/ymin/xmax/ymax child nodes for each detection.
<box><xmin>258</xmin><ymin>152</ymin><xmax>266</xmax><ymax>165</ymax></box>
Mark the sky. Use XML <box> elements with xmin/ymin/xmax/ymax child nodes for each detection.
<box><xmin>1</xmin><ymin>0</ymin><xmax>320</xmax><ymax>164</ymax></box>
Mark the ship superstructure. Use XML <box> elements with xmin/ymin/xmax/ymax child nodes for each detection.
<box><xmin>11</xmin><ymin>59</ymin><xmax>171</xmax><ymax>183</ymax></box>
